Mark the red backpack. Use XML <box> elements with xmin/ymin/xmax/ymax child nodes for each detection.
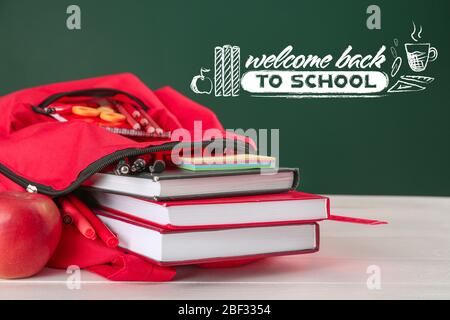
<box><xmin>0</xmin><ymin>73</ymin><xmax>255</xmax><ymax>281</ymax></box>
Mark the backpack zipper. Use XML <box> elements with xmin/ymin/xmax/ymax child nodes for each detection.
<box><xmin>32</xmin><ymin>88</ymin><xmax>150</xmax><ymax>115</ymax></box>
<box><xmin>0</xmin><ymin>139</ymin><xmax>251</xmax><ymax>197</ymax></box>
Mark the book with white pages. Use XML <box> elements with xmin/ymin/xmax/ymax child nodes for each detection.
<box><xmin>87</xmin><ymin>190</ymin><xmax>329</xmax><ymax>229</ymax></box>
<box><xmin>95</xmin><ymin>208</ymin><xmax>320</xmax><ymax>266</ymax></box>
<box><xmin>82</xmin><ymin>168</ymin><xmax>299</xmax><ymax>201</ymax></box>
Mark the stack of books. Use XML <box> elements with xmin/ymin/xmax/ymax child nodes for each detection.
<box><xmin>81</xmin><ymin>165</ymin><xmax>329</xmax><ymax>267</ymax></box>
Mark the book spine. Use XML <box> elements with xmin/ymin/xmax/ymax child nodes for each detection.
<box><xmin>222</xmin><ymin>45</ymin><xmax>232</xmax><ymax>97</ymax></box>
<box><xmin>214</xmin><ymin>47</ymin><xmax>224</xmax><ymax>97</ymax></box>
<box><xmin>231</xmin><ymin>46</ymin><xmax>241</xmax><ymax>97</ymax></box>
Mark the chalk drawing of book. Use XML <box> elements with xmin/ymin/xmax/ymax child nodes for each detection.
<box><xmin>215</xmin><ymin>45</ymin><xmax>241</xmax><ymax>97</ymax></box>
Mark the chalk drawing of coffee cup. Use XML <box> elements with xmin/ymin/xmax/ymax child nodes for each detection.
<box><xmin>404</xmin><ymin>43</ymin><xmax>438</xmax><ymax>72</ymax></box>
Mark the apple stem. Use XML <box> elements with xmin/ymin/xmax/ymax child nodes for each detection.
<box><xmin>200</xmin><ymin>68</ymin><xmax>210</xmax><ymax>79</ymax></box>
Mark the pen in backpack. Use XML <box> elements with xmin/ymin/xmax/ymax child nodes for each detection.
<box><xmin>149</xmin><ymin>159</ymin><xmax>166</xmax><ymax>174</ymax></box>
<box><xmin>115</xmin><ymin>103</ymin><xmax>141</xmax><ymax>130</ymax></box>
<box><xmin>131</xmin><ymin>158</ymin><xmax>146</xmax><ymax>173</ymax></box>
<box><xmin>114</xmin><ymin>159</ymin><xmax>130</xmax><ymax>176</ymax></box>
<box><xmin>131</xmin><ymin>155</ymin><xmax>152</xmax><ymax>173</ymax></box>
<box><xmin>148</xmin><ymin>154</ymin><xmax>166</xmax><ymax>174</ymax></box>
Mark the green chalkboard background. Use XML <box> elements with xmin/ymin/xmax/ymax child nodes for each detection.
<box><xmin>0</xmin><ymin>0</ymin><xmax>449</xmax><ymax>195</ymax></box>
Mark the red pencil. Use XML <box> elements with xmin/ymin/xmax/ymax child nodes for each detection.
<box><xmin>125</xmin><ymin>104</ymin><xmax>150</xmax><ymax>126</ymax></box>
<box><xmin>138</xmin><ymin>115</ymin><xmax>150</xmax><ymax>127</ymax></box>
<box><xmin>59</xmin><ymin>198</ymin><xmax>96</xmax><ymax>240</ymax></box>
<box><xmin>135</xmin><ymin>106</ymin><xmax>163</xmax><ymax>135</ymax></box>
<box><xmin>121</xmin><ymin>102</ymin><xmax>141</xmax><ymax>119</ymax></box>
<box><xmin>67</xmin><ymin>195</ymin><xmax>119</xmax><ymax>248</ymax></box>
<box><xmin>122</xmin><ymin>102</ymin><xmax>155</xmax><ymax>133</ymax></box>
<box><xmin>129</xmin><ymin>105</ymin><xmax>155</xmax><ymax>133</ymax></box>
<box><xmin>115</xmin><ymin>103</ymin><xmax>141</xmax><ymax>130</ymax></box>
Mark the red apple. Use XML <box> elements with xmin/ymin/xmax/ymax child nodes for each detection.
<box><xmin>0</xmin><ymin>191</ymin><xmax>62</xmax><ymax>279</ymax></box>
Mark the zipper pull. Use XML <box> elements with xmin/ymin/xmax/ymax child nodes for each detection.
<box><xmin>43</xmin><ymin>107</ymin><xmax>56</xmax><ymax>114</ymax></box>
<box><xmin>31</xmin><ymin>105</ymin><xmax>55</xmax><ymax>115</ymax></box>
<box><xmin>26</xmin><ymin>185</ymin><xmax>38</xmax><ymax>193</ymax></box>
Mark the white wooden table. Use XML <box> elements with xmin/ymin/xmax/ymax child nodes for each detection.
<box><xmin>1</xmin><ymin>195</ymin><xmax>449</xmax><ymax>300</ymax></box>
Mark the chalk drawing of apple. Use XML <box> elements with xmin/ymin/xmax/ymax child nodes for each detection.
<box><xmin>190</xmin><ymin>68</ymin><xmax>213</xmax><ymax>94</ymax></box>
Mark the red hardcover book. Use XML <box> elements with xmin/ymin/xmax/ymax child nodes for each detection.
<box><xmin>88</xmin><ymin>190</ymin><xmax>330</xmax><ymax>230</ymax></box>
<box><xmin>95</xmin><ymin>208</ymin><xmax>320</xmax><ymax>267</ymax></box>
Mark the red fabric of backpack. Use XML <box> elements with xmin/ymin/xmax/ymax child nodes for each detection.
<box><xmin>0</xmin><ymin>73</ymin><xmax>256</xmax><ymax>281</ymax></box>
